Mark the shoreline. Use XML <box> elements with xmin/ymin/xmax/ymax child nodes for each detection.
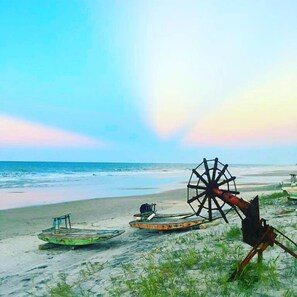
<box><xmin>0</xmin><ymin>177</ymin><xmax>281</xmax><ymax>211</ymax></box>
<box><xmin>0</xmin><ymin>162</ymin><xmax>294</xmax><ymax>211</ymax></box>
<box><xmin>0</xmin><ymin>183</ymin><xmax>281</xmax><ymax>240</ymax></box>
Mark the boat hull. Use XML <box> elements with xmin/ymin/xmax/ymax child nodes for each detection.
<box><xmin>282</xmin><ymin>186</ymin><xmax>297</xmax><ymax>200</ymax></box>
<box><xmin>38</xmin><ymin>228</ymin><xmax>124</xmax><ymax>246</ymax></box>
<box><xmin>129</xmin><ymin>217</ymin><xmax>204</xmax><ymax>231</ymax></box>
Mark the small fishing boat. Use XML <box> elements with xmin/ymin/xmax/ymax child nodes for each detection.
<box><xmin>129</xmin><ymin>216</ymin><xmax>205</xmax><ymax>231</ymax></box>
<box><xmin>283</xmin><ymin>188</ymin><xmax>297</xmax><ymax>200</ymax></box>
<box><xmin>130</xmin><ymin>203</ymin><xmax>207</xmax><ymax>231</ymax></box>
<box><xmin>282</xmin><ymin>174</ymin><xmax>297</xmax><ymax>201</ymax></box>
<box><xmin>38</xmin><ymin>214</ymin><xmax>124</xmax><ymax>246</ymax></box>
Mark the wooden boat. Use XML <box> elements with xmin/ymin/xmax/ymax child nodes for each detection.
<box><xmin>133</xmin><ymin>212</ymin><xmax>193</xmax><ymax>221</ymax></box>
<box><xmin>130</xmin><ymin>202</ymin><xmax>230</xmax><ymax>231</ymax></box>
<box><xmin>38</xmin><ymin>228</ymin><xmax>124</xmax><ymax>246</ymax></box>
<box><xmin>129</xmin><ymin>216</ymin><xmax>205</xmax><ymax>231</ymax></box>
<box><xmin>38</xmin><ymin>214</ymin><xmax>124</xmax><ymax>246</ymax></box>
<box><xmin>282</xmin><ymin>188</ymin><xmax>297</xmax><ymax>200</ymax></box>
<box><xmin>282</xmin><ymin>174</ymin><xmax>297</xmax><ymax>201</ymax></box>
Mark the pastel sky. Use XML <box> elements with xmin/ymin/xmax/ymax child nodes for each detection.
<box><xmin>1</xmin><ymin>0</ymin><xmax>296</xmax><ymax>163</ymax></box>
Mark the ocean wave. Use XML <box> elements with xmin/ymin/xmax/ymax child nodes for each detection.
<box><xmin>0</xmin><ymin>162</ymin><xmax>191</xmax><ymax>189</ymax></box>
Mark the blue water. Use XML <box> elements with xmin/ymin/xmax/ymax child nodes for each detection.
<box><xmin>0</xmin><ymin>161</ymin><xmax>295</xmax><ymax>210</ymax></box>
<box><xmin>0</xmin><ymin>161</ymin><xmax>193</xmax><ymax>189</ymax></box>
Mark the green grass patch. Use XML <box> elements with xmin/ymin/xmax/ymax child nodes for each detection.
<box><xmin>48</xmin><ymin>273</ymin><xmax>75</xmax><ymax>297</ymax></box>
<box><xmin>79</xmin><ymin>261</ymin><xmax>105</xmax><ymax>279</ymax></box>
<box><xmin>224</xmin><ymin>225</ymin><xmax>242</xmax><ymax>241</ymax></box>
<box><xmin>259</xmin><ymin>191</ymin><xmax>286</xmax><ymax>206</ymax></box>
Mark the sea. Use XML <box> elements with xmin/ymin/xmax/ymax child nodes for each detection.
<box><xmin>0</xmin><ymin>161</ymin><xmax>296</xmax><ymax>210</ymax></box>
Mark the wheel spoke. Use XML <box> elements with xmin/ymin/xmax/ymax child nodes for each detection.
<box><xmin>218</xmin><ymin>176</ymin><xmax>236</xmax><ymax>187</ymax></box>
<box><xmin>195</xmin><ymin>194</ymin><xmax>208</xmax><ymax>216</ymax></box>
<box><xmin>208</xmin><ymin>196</ymin><xmax>212</xmax><ymax>221</ymax></box>
<box><xmin>193</xmin><ymin>169</ymin><xmax>208</xmax><ymax>185</ymax></box>
<box><xmin>188</xmin><ymin>191</ymin><xmax>207</xmax><ymax>203</ymax></box>
<box><xmin>203</xmin><ymin>158</ymin><xmax>211</xmax><ymax>182</ymax></box>
<box><xmin>212</xmin><ymin>158</ymin><xmax>218</xmax><ymax>181</ymax></box>
<box><xmin>215</xmin><ymin>164</ymin><xmax>228</xmax><ymax>182</ymax></box>
<box><xmin>213</xmin><ymin>197</ymin><xmax>228</xmax><ymax>223</ymax></box>
<box><xmin>187</xmin><ymin>184</ymin><xmax>207</xmax><ymax>190</ymax></box>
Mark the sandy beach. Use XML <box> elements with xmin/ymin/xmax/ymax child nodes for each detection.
<box><xmin>0</xmin><ymin>181</ymin><xmax>296</xmax><ymax>296</ymax></box>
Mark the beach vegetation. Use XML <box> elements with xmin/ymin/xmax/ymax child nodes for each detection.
<box><xmin>48</xmin><ymin>273</ymin><xmax>75</xmax><ymax>297</ymax></box>
<box><xmin>224</xmin><ymin>225</ymin><xmax>242</xmax><ymax>241</ymax></box>
<box><xmin>259</xmin><ymin>191</ymin><xmax>286</xmax><ymax>206</ymax></box>
<box><xmin>107</xmin><ymin>232</ymin><xmax>290</xmax><ymax>297</ymax></box>
<box><xmin>79</xmin><ymin>261</ymin><xmax>105</xmax><ymax>279</ymax></box>
<box><xmin>45</xmin><ymin>232</ymin><xmax>297</xmax><ymax>297</ymax></box>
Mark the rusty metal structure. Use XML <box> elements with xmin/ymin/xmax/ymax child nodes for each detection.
<box><xmin>187</xmin><ymin>158</ymin><xmax>297</xmax><ymax>280</ymax></box>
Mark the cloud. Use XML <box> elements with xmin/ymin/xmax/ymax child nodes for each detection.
<box><xmin>0</xmin><ymin>115</ymin><xmax>105</xmax><ymax>148</ymax></box>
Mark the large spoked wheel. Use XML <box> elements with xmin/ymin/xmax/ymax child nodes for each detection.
<box><xmin>187</xmin><ymin>158</ymin><xmax>239</xmax><ymax>223</ymax></box>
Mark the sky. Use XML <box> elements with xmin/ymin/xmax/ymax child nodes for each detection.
<box><xmin>0</xmin><ymin>0</ymin><xmax>297</xmax><ymax>164</ymax></box>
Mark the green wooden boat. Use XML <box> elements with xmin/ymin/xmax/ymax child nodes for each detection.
<box><xmin>282</xmin><ymin>174</ymin><xmax>297</xmax><ymax>201</ymax></box>
<box><xmin>38</xmin><ymin>214</ymin><xmax>124</xmax><ymax>246</ymax></box>
<box><xmin>282</xmin><ymin>187</ymin><xmax>297</xmax><ymax>200</ymax></box>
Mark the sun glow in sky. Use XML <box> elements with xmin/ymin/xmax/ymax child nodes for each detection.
<box><xmin>184</xmin><ymin>58</ymin><xmax>297</xmax><ymax>146</ymax></box>
<box><xmin>1</xmin><ymin>0</ymin><xmax>297</xmax><ymax>163</ymax></box>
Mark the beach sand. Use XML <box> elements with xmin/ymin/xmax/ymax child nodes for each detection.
<box><xmin>0</xmin><ymin>183</ymin><xmax>296</xmax><ymax>296</ymax></box>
